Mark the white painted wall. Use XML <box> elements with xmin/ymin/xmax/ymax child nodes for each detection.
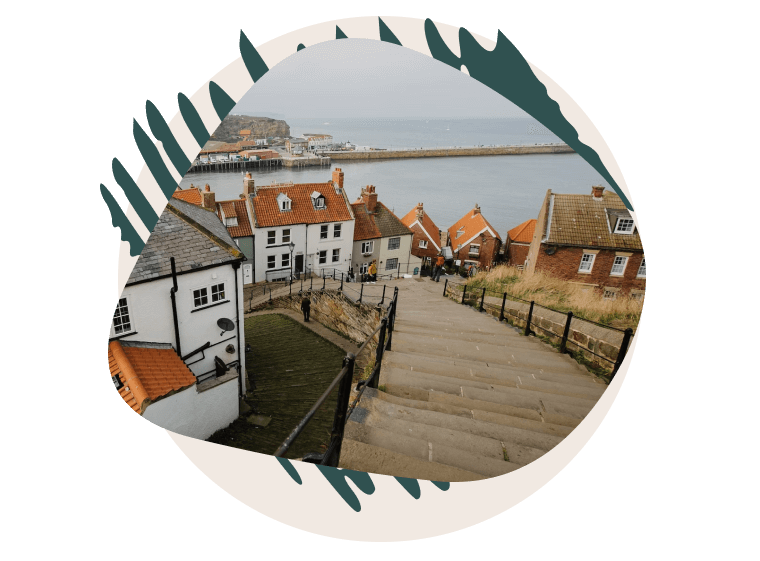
<box><xmin>353</xmin><ymin>233</ymin><xmax>415</xmax><ymax>276</ymax></box>
<box><xmin>143</xmin><ymin>377</ymin><xmax>238</xmax><ymax>440</ymax></box>
<box><xmin>115</xmin><ymin>262</ymin><xmax>246</xmax><ymax>388</ymax></box>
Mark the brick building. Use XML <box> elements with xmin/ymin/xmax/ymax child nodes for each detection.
<box><xmin>400</xmin><ymin>202</ymin><xmax>442</xmax><ymax>268</ymax></box>
<box><xmin>525</xmin><ymin>186</ymin><xmax>645</xmax><ymax>299</ymax></box>
<box><xmin>504</xmin><ymin>218</ymin><xmax>536</xmax><ymax>268</ymax></box>
<box><xmin>447</xmin><ymin>204</ymin><xmax>502</xmax><ymax>271</ymax></box>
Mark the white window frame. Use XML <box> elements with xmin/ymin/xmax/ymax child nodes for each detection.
<box><xmin>210</xmin><ymin>282</ymin><xmax>226</xmax><ymax>303</ymax></box>
<box><xmin>578</xmin><ymin>253</ymin><xmax>596</xmax><ymax>273</ymax></box>
<box><xmin>332</xmin><ymin>248</ymin><xmax>340</xmax><ymax>263</ymax></box>
<box><xmin>614</xmin><ymin>217</ymin><xmax>635</xmax><ymax>234</ymax></box>
<box><xmin>603</xmin><ymin>287</ymin><xmax>620</xmax><ymax>300</ymax></box>
<box><xmin>192</xmin><ymin>281</ymin><xmax>228</xmax><ymax>309</ymax></box>
<box><xmin>386</xmin><ymin>258</ymin><xmax>398</xmax><ymax>271</ymax></box>
<box><xmin>225</xmin><ymin>217</ymin><xmax>238</xmax><ymax>227</ymax></box>
<box><xmin>359</xmin><ymin>263</ymin><xmax>368</xmax><ymax>275</ymax></box>
<box><xmin>637</xmin><ymin>258</ymin><xmax>646</xmax><ymax>278</ymax></box>
<box><xmin>313</xmin><ymin>197</ymin><xmax>325</xmax><ymax>209</ymax></box>
<box><xmin>318</xmin><ymin>250</ymin><xmax>327</xmax><ymax>265</ymax></box>
<box><xmin>282</xmin><ymin>229</ymin><xmax>291</xmax><ymax>243</ymax></box>
<box><xmin>193</xmin><ymin>286</ymin><xmax>209</xmax><ymax>308</ymax></box>
<box><xmin>112</xmin><ymin>295</ymin><xmax>136</xmax><ymax>336</ymax></box>
<box><xmin>361</xmin><ymin>241</ymin><xmax>374</xmax><ymax>254</ymax></box>
<box><xmin>388</xmin><ymin>237</ymin><xmax>400</xmax><ymax>251</ymax></box>
<box><xmin>469</xmin><ymin>243</ymin><xmax>480</xmax><ymax>255</ymax></box>
<box><xmin>267</xmin><ymin>230</ymin><xmax>276</xmax><ymax>245</ymax></box>
<box><xmin>281</xmin><ymin>253</ymin><xmax>290</xmax><ymax>268</ymax></box>
<box><xmin>320</xmin><ymin>224</ymin><xmax>329</xmax><ymax>239</ymax></box>
<box><xmin>267</xmin><ymin>255</ymin><xmax>276</xmax><ymax>269</ymax></box>
<box><xmin>610</xmin><ymin>256</ymin><xmax>628</xmax><ymax>276</ymax></box>
<box><xmin>419</xmin><ymin>240</ymin><xmax>428</xmax><ymax>249</ymax></box>
<box><xmin>333</xmin><ymin>224</ymin><xmax>341</xmax><ymax>238</ymax></box>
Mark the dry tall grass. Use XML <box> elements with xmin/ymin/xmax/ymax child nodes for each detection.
<box><xmin>463</xmin><ymin>265</ymin><xmax>644</xmax><ymax>329</ymax></box>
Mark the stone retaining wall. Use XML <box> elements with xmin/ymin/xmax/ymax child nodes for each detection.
<box><xmin>324</xmin><ymin>145</ymin><xmax>575</xmax><ymax>160</ymax></box>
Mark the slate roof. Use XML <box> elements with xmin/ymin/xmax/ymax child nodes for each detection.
<box><xmin>109</xmin><ymin>340</ymin><xmax>196</xmax><ymax>415</ymax></box>
<box><xmin>351</xmin><ymin>201</ymin><xmax>412</xmax><ymax>241</ymax></box>
<box><xmin>543</xmin><ymin>191</ymin><xmax>642</xmax><ymax>250</ymax></box>
<box><xmin>401</xmin><ymin>205</ymin><xmax>442</xmax><ymax>249</ymax></box>
<box><xmin>448</xmin><ymin>206</ymin><xmax>502</xmax><ymax>250</ymax></box>
<box><xmin>250</xmin><ymin>182</ymin><xmax>353</xmax><ymax>227</ymax></box>
<box><xmin>507</xmin><ymin>218</ymin><xmax>536</xmax><ymax>244</ymax></box>
<box><xmin>217</xmin><ymin>199</ymin><xmax>253</xmax><ymax>238</ymax></box>
<box><xmin>126</xmin><ymin>198</ymin><xmax>244</xmax><ymax>285</ymax></box>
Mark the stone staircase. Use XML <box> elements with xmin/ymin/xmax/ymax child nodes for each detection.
<box><xmin>338</xmin><ymin>278</ymin><xmax>607</xmax><ymax>481</ymax></box>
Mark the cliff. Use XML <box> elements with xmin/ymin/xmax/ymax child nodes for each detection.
<box><xmin>209</xmin><ymin>115</ymin><xmax>290</xmax><ymax>143</ymax></box>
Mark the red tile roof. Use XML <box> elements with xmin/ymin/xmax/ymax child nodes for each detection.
<box><xmin>351</xmin><ymin>202</ymin><xmax>382</xmax><ymax>241</ymax></box>
<box><xmin>239</xmin><ymin>129</ymin><xmax>252</xmax><ymax>136</ymax></box>
<box><xmin>507</xmin><ymin>218</ymin><xmax>536</xmax><ymax>244</ymax></box>
<box><xmin>108</xmin><ymin>341</ymin><xmax>196</xmax><ymax>414</ymax></box>
<box><xmin>251</xmin><ymin>182</ymin><xmax>353</xmax><ymax>227</ymax></box>
<box><xmin>217</xmin><ymin>199</ymin><xmax>253</xmax><ymax>238</ymax></box>
<box><xmin>448</xmin><ymin>206</ymin><xmax>502</xmax><ymax>250</ymax></box>
<box><xmin>401</xmin><ymin>205</ymin><xmax>441</xmax><ymax>249</ymax></box>
<box><xmin>172</xmin><ymin>186</ymin><xmax>202</xmax><ymax>205</ymax></box>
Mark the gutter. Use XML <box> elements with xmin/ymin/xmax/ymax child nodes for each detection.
<box><xmin>233</xmin><ymin>261</ymin><xmax>243</xmax><ymax>398</ymax></box>
<box><xmin>169</xmin><ymin>257</ymin><xmax>182</xmax><ymax>357</ymax></box>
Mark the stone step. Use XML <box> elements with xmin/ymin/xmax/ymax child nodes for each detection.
<box><xmin>382</xmin><ymin>366</ymin><xmax>604</xmax><ymax>404</ymax></box>
<box><xmin>393</xmin><ymin>330</ymin><xmax>555</xmax><ymax>355</ymax></box>
<box><xmin>382</xmin><ymin>383</ymin><xmax>583</xmax><ymax>428</ymax></box>
<box><xmin>344</xmin><ymin>416</ymin><xmax>523</xmax><ymax>478</ymax></box>
<box><xmin>395</xmin><ymin>316</ymin><xmax>504</xmax><ymax>332</ymax></box>
<box><xmin>394</xmin><ymin>323</ymin><xmax>534</xmax><ymax>346</ymax></box>
<box><xmin>362</xmin><ymin>393</ymin><xmax>564</xmax><ymax>452</ymax></box>
<box><xmin>365</xmin><ymin>387</ymin><xmax>573</xmax><ymax>438</ymax></box>
<box><xmin>338</xmin><ymin>439</ymin><xmax>485</xmax><ymax>482</ymax></box>
<box><xmin>388</xmin><ymin>340</ymin><xmax>587</xmax><ymax>376</ymax></box>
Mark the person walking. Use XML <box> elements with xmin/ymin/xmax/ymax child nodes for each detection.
<box><xmin>368</xmin><ymin>260</ymin><xmax>377</xmax><ymax>282</ymax></box>
<box><xmin>432</xmin><ymin>254</ymin><xmax>445</xmax><ymax>282</ymax></box>
<box><xmin>300</xmin><ymin>296</ymin><xmax>311</xmax><ymax>322</ymax></box>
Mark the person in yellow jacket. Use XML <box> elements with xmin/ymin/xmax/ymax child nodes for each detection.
<box><xmin>368</xmin><ymin>261</ymin><xmax>377</xmax><ymax>282</ymax></box>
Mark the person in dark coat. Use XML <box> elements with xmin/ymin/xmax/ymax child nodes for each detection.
<box><xmin>300</xmin><ymin>297</ymin><xmax>311</xmax><ymax>322</ymax></box>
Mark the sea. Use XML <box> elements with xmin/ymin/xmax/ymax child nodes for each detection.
<box><xmin>180</xmin><ymin>117</ymin><xmax>611</xmax><ymax>239</ymax></box>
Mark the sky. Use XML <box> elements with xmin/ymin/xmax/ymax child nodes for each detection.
<box><xmin>233</xmin><ymin>38</ymin><xmax>528</xmax><ymax>120</ymax></box>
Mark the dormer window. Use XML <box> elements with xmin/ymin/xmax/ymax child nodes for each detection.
<box><xmin>614</xmin><ymin>218</ymin><xmax>635</xmax><ymax>234</ymax></box>
<box><xmin>277</xmin><ymin>193</ymin><xmax>292</xmax><ymax>212</ymax></box>
<box><xmin>225</xmin><ymin>217</ymin><xmax>238</xmax><ymax>227</ymax></box>
<box><xmin>311</xmin><ymin>191</ymin><xmax>326</xmax><ymax>210</ymax></box>
<box><xmin>456</xmin><ymin>228</ymin><xmax>464</xmax><ymax>239</ymax></box>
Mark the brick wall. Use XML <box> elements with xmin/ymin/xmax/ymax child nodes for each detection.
<box><xmin>506</xmin><ymin>242</ymin><xmax>530</xmax><ymax>267</ymax></box>
<box><xmin>409</xmin><ymin>222</ymin><xmax>440</xmax><ymax>262</ymax></box>
<box><xmin>534</xmin><ymin>246</ymin><xmax>645</xmax><ymax>293</ymax></box>
<box><xmin>455</xmin><ymin>234</ymin><xmax>502</xmax><ymax>270</ymax></box>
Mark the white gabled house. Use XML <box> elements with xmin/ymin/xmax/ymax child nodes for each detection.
<box><xmin>108</xmin><ymin>198</ymin><xmax>247</xmax><ymax>439</ymax></box>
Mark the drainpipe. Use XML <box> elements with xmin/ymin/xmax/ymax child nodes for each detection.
<box><xmin>233</xmin><ymin>261</ymin><xmax>243</xmax><ymax>398</ymax></box>
<box><xmin>304</xmin><ymin>224</ymin><xmax>309</xmax><ymax>278</ymax></box>
<box><xmin>170</xmin><ymin>257</ymin><xmax>181</xmax><ymax>357</ymax></box>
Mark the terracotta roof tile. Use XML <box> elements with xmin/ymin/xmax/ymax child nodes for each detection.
<box><xmin>217</xmin><ymin>199</ymin><xmax>253</xmax><ymax>238</ymax></box>
<box><xmin>401</xmin><ymin>205</ymin><xmax>441</xmax><ymax>248</ymax></box>
<box><xmin>172</xmin><ymin>186</ymin><xmax>202</xmax><ymax>205</ymax></box>
<box><xmin>507</xmin><ymin>218</ymin><xmax>536</xmax><ymax>244</ymax></box>
<box><xmin>239</xmin><ymin>129</ymin><xmax>252</xmax><ymax>136</ymax></box>
<box><xmin>108</xmin><ymin>341</ymin><xmax>196</xmax><ymax>414</ymax></box>
<box><xmin>351</xmin><ymin>202</ymin><xmax>382</xmax><ymax>241</ymax></box>
<box><xmin>545</xmin><ymin>191</ymin><xmax>642</xmax><ymax>250</ymax></box>
<box><xmin>448</xmin><ymin>206</ymin><xmax>502</xmax><ymax>250</ymax></box>
<box><xmin>250</xmin><ymin>182</ymin><xmax>353</xmax><ymax>227</ymax></box>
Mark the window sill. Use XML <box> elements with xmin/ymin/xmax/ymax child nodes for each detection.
<box><xmin>609</xmin><ymin>273</ymin><xmax>625</xmax><ymax>277</ymax></box>
<box><xmin>109</xmin><ymin>331</ymin><xmax>138</xmax><ymax>341</ymax></box>
<box><xmin>191</xmin><ymin>299</ymin><xmax>230</xmax><ymax>313</ymax></box>
<box><xmin>197</xmin><ymin>369</ymin><xmax>238</xmax><ymax>393</ymax></box>
<box><xmin>636</xmin><ymin>275</ymin><xmax>646</xmax><ymax>280</ymax></box>
<box><xmin>577</xmin><ymin>270</ymin><xmax>593</xmax><ymax>275</ymax></box>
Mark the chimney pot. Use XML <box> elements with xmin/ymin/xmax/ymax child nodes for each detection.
<box><xmin>592</xmin><ymin>185</ymin><xmax>605</xmax><ymax>199</ymax></box>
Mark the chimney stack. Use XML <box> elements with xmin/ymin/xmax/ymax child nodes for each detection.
<box><xmin>362</xmin><ymin>185</ymin><xmax>378</xmax><ymax>213</ymax></box>
<box><xmin>473</xmin><ymin>203</ymin><xmax>481</xmax><ymax>216</ymax></box>
<box><xmin>332</xmin><ymin>167</ymin><xmax>344</xmax><ymax>189</ymax></box>
<box><xmin>243</xmin><ymin>172</ymin><xmax>255</xmax><ymax>196</ymax></box>
<box><xmin>202</xmin><ymin>184</ymin><xmax>216</xmax><ymax>209</ymax></box>
<box><xmin>416</xmin><ymin>202</ymin><xmax>424</xmax><ymax>219</ymax></box>
<box><xmin>591</xmin><ymin>185</ymin><xmax>605</xmax><ymax>200</ymax></box>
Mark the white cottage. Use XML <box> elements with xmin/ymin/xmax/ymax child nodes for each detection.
<box><xmin>108</xmin><ymin>198</ymin><xmax>246</xmax><ymax>439</ymax></box>
<box><xmin>246</xmin><ymin>168</ymin><xmax>355</xmax><ymax>282</ymax></box>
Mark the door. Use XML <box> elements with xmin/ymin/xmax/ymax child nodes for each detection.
<box><xmin>243</xmin><ymin>264</ymin><xmax>253</xmax><ymax>285</ymax></box>
<box><xmin>295</xmin><ymin>255</ymin><xmax>304</xmax><ymax>277</ymax></box>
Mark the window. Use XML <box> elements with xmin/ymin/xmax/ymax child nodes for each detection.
<box><xmin>332</xmin><ymin>249</ymin><xmax>340</xmax><ymax>263</ymax></box>
<box><xmin>282</xmin><ymin>253</ymin><xmax>290</xmax><ymax>268</ymax></box>
<box><xmin>267</xmin><ymin>255</ymin><xmax>276</xmax><ymax>269</ymax></box>
<box><xmin>386</xmin><ymin>258</ymin><xmax>398</xmax><ymax>270</ymax></box>
<box><xmin>112</xmin><ymin>297</ymin><xmax>133</xmax><ymax>335</ymax></box>
<box><xmin>578</xmin><ymin>253</ymin><xmax>596</xmax><ymax>273</ymax></box>
<box><xmin>225</xmin><ymin>217</ymin><xmax>238</xmax><ymax>227</ymax></box>
<box><xmin>281</xmin><ymin>199</ymin><xmax>291</xmax><ymax>211</ymax></box>
<box><xmin>211</xmin><ymin>283</ymin><xmax>225</xmax><ymax>302</ymax></box>
<box><xmin>610</xmin><ymin>256</ymin><xmax>628</xmax><ymax>276</ymax></box>
<box><xmin>614</xmin><ymin>218</ymin><xmax>635</xmax><ymax>234</ymax></box>
<box><xmin>314</xmin><ymin>198</ymin><xmax>325</xmax><ymax>209</ymax></box>
<box><xmin>388</xmin><ymin>237</ymin><xmax>400</xmax><ymax>250</ymax></box>
<box><xmin>282</xmin><ymin>229</ymin><xmax>290</xmax><ymax>243</ymax></box>
<box><xmin>603</xmin><ymin>288</ymin><xmax>618</xmax><ymax>300</ymax></box>
<box><xmin>193</xmin><ymin>287</ymin><xmax>208</xmax><ymax>307</ymax></box>
<box><xmin>359</xmin><ymin>263</ymin><xmax>368</xmax><ymax>274</ymax></box>
<box><xmin>320</xmin><ymin>224</ymin><xmax>328</xmax><ymax>239</ymax></box>
<box><xmin>333</xmin><ymin>224</ymin><xmax>341</xmax><ymax>238</ymax></box>
<box><xmin>267</xmin><ymin>230</ymin><xmax>275</xmax><ymax>245</ymax></box>
<box><xmin>319</xmin><ymin>250</ymin><xmax>327</xmax><ymax>265</ymax></box>
<box><xmin>630</xmin><ymin>290</ymin><xmax>645</xmax><ymax>301</ymax></box>
<box><xmin>361</xmin><ymin>241</ymin><xmax>374</xmax><ymax>254</ymax></box>
<box><xmin>637</xmin><ymin>258</ymin><xmax>646</xmax><ymax>278</ymax></box>
<box><xmin>419</xmin><ymin>240</ymin><xmax>428</xmax><ymax>249</ymax></box>
<box><xmin>469</xmin><ymin>244</ymin><xmax>480</xmax><ymax>255</ymax></box>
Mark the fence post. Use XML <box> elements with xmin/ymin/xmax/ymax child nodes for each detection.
<box><xmin>611</xmin><ymin>328</ymin><xmax>633</xmax><ymax>379</ymax></box>
<box><xmin>322</xmin><ymin>276</ymin><xmax>326</xmax><ymax>291</ymax></box>
<box><xmin>340</xmin><ymin>272</ymin><xmax>344</xmax><ymax>291</ymax></box>
<box><xmin>381</xmin><ymin>285</ymin><xmax>386</xmax><ymax>306</ymax></box>
<box><xmin>386</xmin><ymin>299</ymin><xmax>395</xmax><ymax>351</ymax></box>
<box><xmin>269</xmin><ymin>288</ymin><xmax>273</xmax><ymax>303</ymax></box>
<box><xmin>479</xmin><ymin>288</ymin><xmax>486</xmax><ymax>312</ymax></box>
<box><xmin>461</xmin><ymin>284</ymin><xmax>467</xmax><ymax>305</ymax></box>
<box><xmin>524</xmin><ymin>301</ymin><xmax>534</xmax><ymax>336</ymax></box>
<box><xmin>359</xmin><ymin>283</ymin><xmax>363</xmax><ymax>304</ymax></box>
<box><xmin>371</xmin><ymin>318</ymin><xmax>387</xmax><ymax>389</ymax></box>
<box><xmin>324</xmin><ymin>353</ymin><xmax>355</xmax><ymax>467</ymax></box>
<box><xmin>443</xmin><ymin>278</ymin><xmax>448</xmax><ymax>297</ymax></box>
<box><xmin>310</xmin><ymin>276</ymin><xmax>313</xmax><ymax>291</ymax></box>
<box><xmin>560</xmin><ymin>312</ymin><xmax>573</xmax><ymax>353</ymax></box>
<box><xmin>499</xmin><ymin>292</ymin><xmax>507</xmax><ymax>321</ymax></box>
<box><xmin>289</xmin><ymin>281</ymin><xmax>292</xmax><ymax>296</ymax></box>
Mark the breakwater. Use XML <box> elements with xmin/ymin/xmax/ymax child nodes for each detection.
<box><xmin>187</xmin><ymin>158</ymin><xmax>282</xmax><ymax>173</ymax></box>
<box><xmin>323</xmin><ymin>144</ymin><xmax>574</xmax><ymax>160</ymax></box>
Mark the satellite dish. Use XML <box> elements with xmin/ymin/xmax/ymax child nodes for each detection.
<box><xmin>217</xmin><ymin>317</ymin><xmax>235</xmax><ymax>335</ymax></box>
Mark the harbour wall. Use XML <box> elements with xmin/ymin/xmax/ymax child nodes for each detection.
<box><xmin>323</xmin><ymin>144</ymin><xmax>575</xmax><ymax>160</ymax></box>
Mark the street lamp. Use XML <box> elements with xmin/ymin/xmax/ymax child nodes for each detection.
<box><xmin>289</xmin><ymin>242</ymin><xmax>295</xmax><ymax>283</ymax></box>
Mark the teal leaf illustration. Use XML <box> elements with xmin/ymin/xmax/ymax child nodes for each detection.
<box><xmin>146</xmin><ymin>100</ymin><xmax>191</xmax><ymax>175</ymax></box>
<box><xmin>336</xmin><ymin>25</ymin><xmax>348</xmax><ymax>39</ymax></box>
<box><xmin>100</xmin><ymin>184</ymin><xmax>144</xmax><ymax>256</ymax></box>
<box><xmin>133</xmin><ymin>119</ymin><xmax>176</xmax><ymax>199</ymax></box>
<box><xmin>277</xmin><ymin>457</ymin><xmax>302</xmax><ymax>484</ymax></box>
<box><xmin>240</xmin><ymin>30</ymin><xmax>270</xmax><ymax>82</ymax></box>
<box><xmin>394</xmin><ymin>476</ymin><xmax>421</xmax><ymax>499</ymax></box>
<box><xmin>209</xmin><ymin>81</ymin><xmax>236</xmax><ymax>121</ymax></box>
<box><xmin>297</xmin><ymin>43</ymin><xmax>306</xmax><ymax>52</ymax></box>
<box><xmin>178</xmin><ymin>92</ymin><xmax>210</xmax><ymax>147</ymax></box>
<box><xmin>112</xmin><ymin>157</ymin><xmax>158</xmax><ymax>232</ymax></box>
<box><xmin>316</xmin><ymin>465</ymin><xmax>375</xmax><ymax>512</ymax></box>
<box><xmin>379</xmin><ymin>17</ymin><xmax>402</xmax><ymax>46</ymax></box>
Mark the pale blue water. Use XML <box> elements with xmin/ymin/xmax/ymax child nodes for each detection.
<box><xmin>182</xmin><ymin>118</ymin><xmax>609</xmax><ymax>239</ymax></box>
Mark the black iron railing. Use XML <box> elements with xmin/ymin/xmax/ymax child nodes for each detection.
<box><xmin>442</xmin><ymin>279</ymin><xmax>634</xmax><ymax>379</ymax></box>
<box><xmin>273</xmin><ymin>287</ymin><xmax>399</xmax><ymax>466</ymax></box>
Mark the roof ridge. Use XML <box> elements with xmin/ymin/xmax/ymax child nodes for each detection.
<box><xmin>166</xmin><ymin>203</ymin><xmax>244</xmax><ymax>260</ymax></box>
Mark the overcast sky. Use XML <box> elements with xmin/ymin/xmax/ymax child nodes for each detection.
<box><xmin>233</xmin><ymin>39</ymin><xmax>528</xmax><ymax>119</ymax></box>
